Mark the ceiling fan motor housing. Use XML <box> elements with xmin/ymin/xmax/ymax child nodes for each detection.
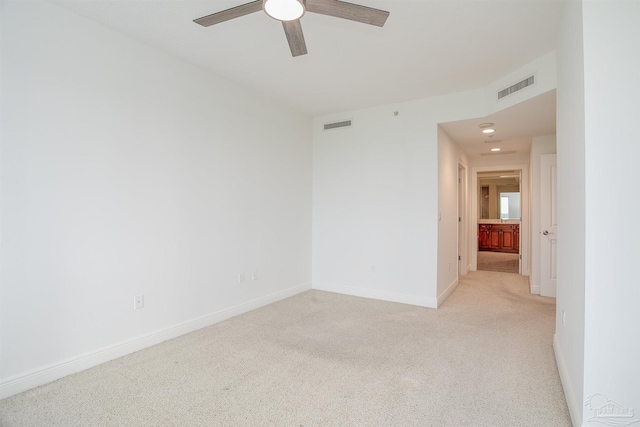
<box><xmin>263</xmin><ymin>0</ymin><xmax>306</xmax><ymax>22</ymax></box>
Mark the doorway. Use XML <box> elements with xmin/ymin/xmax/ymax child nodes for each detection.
<box><xmin>477</xmin><ymin>169</ymin><xmax>521</xmax><ymax>273</ymax></box>
<box><xmin>471</xmin><ymin>165</ymin><xmax>529</xmax><ymax>276</ymax></box>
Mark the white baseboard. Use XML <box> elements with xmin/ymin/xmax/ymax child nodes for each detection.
<box><xmin>0</xmin><ymin>283</ymin><xmax>312</xmax><ymax>400</ymax></box>
<box><xmin>437</xmin><ymin>278</ymin><xmax>459</xmax><ymax>307</ymax></box>
<box><xmin>531</xmin><ymin>285</ymin><xmax>541</xmax><ymax>295</ymax></box>
<box><xmin>553</xmin><ymin>334</ymin><xmax>581</xmax><ymax>427</ymax></box>
<box><xmin>312</xmin><ymin>282</ymin><xmax>437</xmax><ymax>308</ymax></box>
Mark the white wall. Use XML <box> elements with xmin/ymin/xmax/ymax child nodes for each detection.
<box><xmin>581</xmin><ymin>0</ymin><xmax>640</xmax><ymax>424</ymax></box>
<box><xmin>0</xmin><ymin>1</ymin><xmax>312</xmax><ymax>398</ymax></box>
<box><xmin>555</xmin><ymin>1</ymin><xmax>640</xmax><ymax>425</ymax></box>
<box><xmin>554</xmin><ymin>2</ymin><xmax>586</xmax><ymax>423</ymax></box>
<box><xmin>312</xmin><ymin>92</ymin><xmax>486</xmax><ymax>308</ymax></box>
<box><xmin>469</xmin><ymin>151</ymin><xmax>531</xmax><ymax>168</ymax></box>
<box><xmin>312</xmin><ymin>50</ymin><xmax>556</xmax><ymax>309</ymax></box>
<box><xmin>437</xmin><ymin>127</ymin><xmax>468</xmax><ymax>303</ymax></box>
<box><xmin>529</xmin><ymin>135</ymin><xmax>556</xmax><ymax>295</ymax></box>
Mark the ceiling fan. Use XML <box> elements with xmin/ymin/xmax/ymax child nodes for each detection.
<box><xmin>193</xmin><ymin>0</ymin><xmax>390</xmax><ymax>57</ymax></box>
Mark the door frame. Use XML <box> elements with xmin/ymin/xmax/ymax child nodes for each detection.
<box><xmin>458</xmin><ymin>163</ymin><xmax>468</xmax><ymax>275</ymax></box>
<box><xmin>540</xmin><ymin>154</ymin><xmax>557</xmax><ymax>296</ymax></box>
<box><xmin>470</xmin><ymin>164</ymin><xmax>529</xmax><ymax>276</ymax></box>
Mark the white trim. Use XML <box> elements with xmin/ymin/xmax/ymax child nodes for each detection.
<box><xmin>458</xmin><ymin>161</ymin><xmax>468</xmax><ymax>278</ymax></box>
<box><xmin>553</xmin><ymin>334</ymin><xmax>581</xmax><ymax>427</ymax></box>
<box><xmin>312</xmin><ymin>283</ymin><xmax>437</xmax><ymax>308</ymax></box>
<box><xmin>0</xmin><ymin>283</ymin><xmax>312</xmax><ymax>400</ymax></box>
<box><xmin>437</xmin><ymin>278</ymin><xmax>459</xmax><ymax>307</ymax></box>
<box><xmin>529</xmin><ymin>269</ymin><xmax>539</xmax><ymax>294</ymax></box>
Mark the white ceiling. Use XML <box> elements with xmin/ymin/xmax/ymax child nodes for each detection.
<box><xmin>439</xmin><ymin>89</ymin><xmax>557</xmax><ymax>159</ymax></box>
<box><xmin>53</xmin><ymin>0</ymin><xmax>564</xmax><ymax>117</ymax></box>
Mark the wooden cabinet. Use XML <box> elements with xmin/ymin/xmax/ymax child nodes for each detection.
<box><xmin>479</xmin><ymin>225</ymin><xmax>491</xmax><ymax>249</ymax></box>
<box><xmin>478</xmin><ymin>224</ymin><xmax>520</xmax><ymax>253</ymax></box>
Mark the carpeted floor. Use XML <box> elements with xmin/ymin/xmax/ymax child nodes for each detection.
<box><xmin>477</xmin><ymin>251</ymin><xmax>520</xmax><ymax>273</ymax></box>
<box><xmin>0</xmin><ymin>271</ymin><xmax>570</xmax><ymax>427</ymax></box>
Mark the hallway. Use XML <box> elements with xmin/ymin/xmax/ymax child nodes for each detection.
<box><xmin>477</xmin><ymin>251</ymin><xmax>520</xmax><ymax>274</ymax></box>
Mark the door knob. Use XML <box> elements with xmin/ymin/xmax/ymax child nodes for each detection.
<box><xmin>543</xmin><ymin>230</ymin><xmax>555</xmax><ymax>235</ymax></box>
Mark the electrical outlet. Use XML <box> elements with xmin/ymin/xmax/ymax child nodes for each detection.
<box><xmin>134</xmin><ymin>295</ymin><xmax>144</xmax><ymax>310</ymax></box>
<box><xmin>238</xmin><ymin>273</ymin><xmax>245</xmax><ymax>284</ymax></box>
<box><xmin>562</xmin><ymin>310</ymin><xmax>566</xmax><ymax>326</ymax></box>
<box><xmin>371</xmin><ymin>265</ymin><xmax>375</xmax><ymax>273</ymax></box>
<box><xmin>252</xmin><ymin>270</ymin><xmax>258</xmax><ymax>281</ymax></box>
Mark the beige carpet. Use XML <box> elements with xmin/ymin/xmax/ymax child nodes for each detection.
<box><xmin>477</xmin><ymin>251</ymin><xmax>520</xmax><ymax>273</ymax></box>
<box><xmin>0</xmin><ymin>271</ymin><xmax>570</xmax><ymax>426</ymax></box>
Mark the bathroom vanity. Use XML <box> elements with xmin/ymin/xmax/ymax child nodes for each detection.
<box><xmin>478</xmin><ymin>222</ymin><xmax>520</xmax><ymax>253</ymax></box>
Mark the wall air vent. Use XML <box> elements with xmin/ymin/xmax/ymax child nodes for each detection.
<box><xmin>497</xmin><ymin>75</ymin><xmax>535</xmax><ymax>100</ymax></box>
<box><xmin>323</xmin><ymin>120</ymin><xmax>352</xmax><ymax>131</ymax></box>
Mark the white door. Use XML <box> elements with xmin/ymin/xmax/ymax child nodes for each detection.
<box><xmin>540</xmin><ymin>154</ymin><xmax>557</xmax><ymax>297</ymax></box>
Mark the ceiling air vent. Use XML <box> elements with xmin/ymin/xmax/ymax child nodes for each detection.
<box><xmin>323</xmin><ymin>120</ymin><xmax>352</xmax><ymax>131</ymax></box>
<box><xmin>480</xmin><ymin>150</ymin><xmax>517</xmax><ymax>156</ymax></box>
<box><xmin>497</xmin><ymin>75</ymin><xmax>535</xmax><ymax>100</ymax></box>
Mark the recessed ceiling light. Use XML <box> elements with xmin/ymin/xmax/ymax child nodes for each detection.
<box><xmin>479</xmin><ymin>122</ymin><xmax>495</xmax><ymax>134</ymax></box>
<box><xmin>491</xmin><ymin>148</ymin><xmax>501</xmax><ymax>152</ymax></box>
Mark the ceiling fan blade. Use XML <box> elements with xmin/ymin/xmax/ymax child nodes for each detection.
<box><xmin>306</xmin><ymin>0</ymin><xmax>389</xmax><ymax>27</ymax></box>
<box><xmin>282</xmin><ymin>20</ymin><xmax>308</xmax><ymax>57</ymax></box>
<box><xmin>194</xmin><ymin>1</ymin><xmax>263</xmax><ymax>27</ymax></box>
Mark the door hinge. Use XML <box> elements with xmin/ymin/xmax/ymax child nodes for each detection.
<box><xmin>458</xmin><ymin>217</ymin><xmax>461</xmax><ymax>222</ymax></box>
<box><xmin>458</xmin><ymin>255</ymin><xmax>461</xmax><ymax>261</ymax></box>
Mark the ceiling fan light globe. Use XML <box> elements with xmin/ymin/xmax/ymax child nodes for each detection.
<box><xmin>264</xmin><ymin>0</ymin><xmax>305</xmax><ymax>21</ymax></box>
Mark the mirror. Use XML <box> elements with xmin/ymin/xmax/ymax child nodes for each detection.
<box><xmin>479</xmin><ymin>171</ymin><xmax>521</xmax><ymax>220</ymax></box>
